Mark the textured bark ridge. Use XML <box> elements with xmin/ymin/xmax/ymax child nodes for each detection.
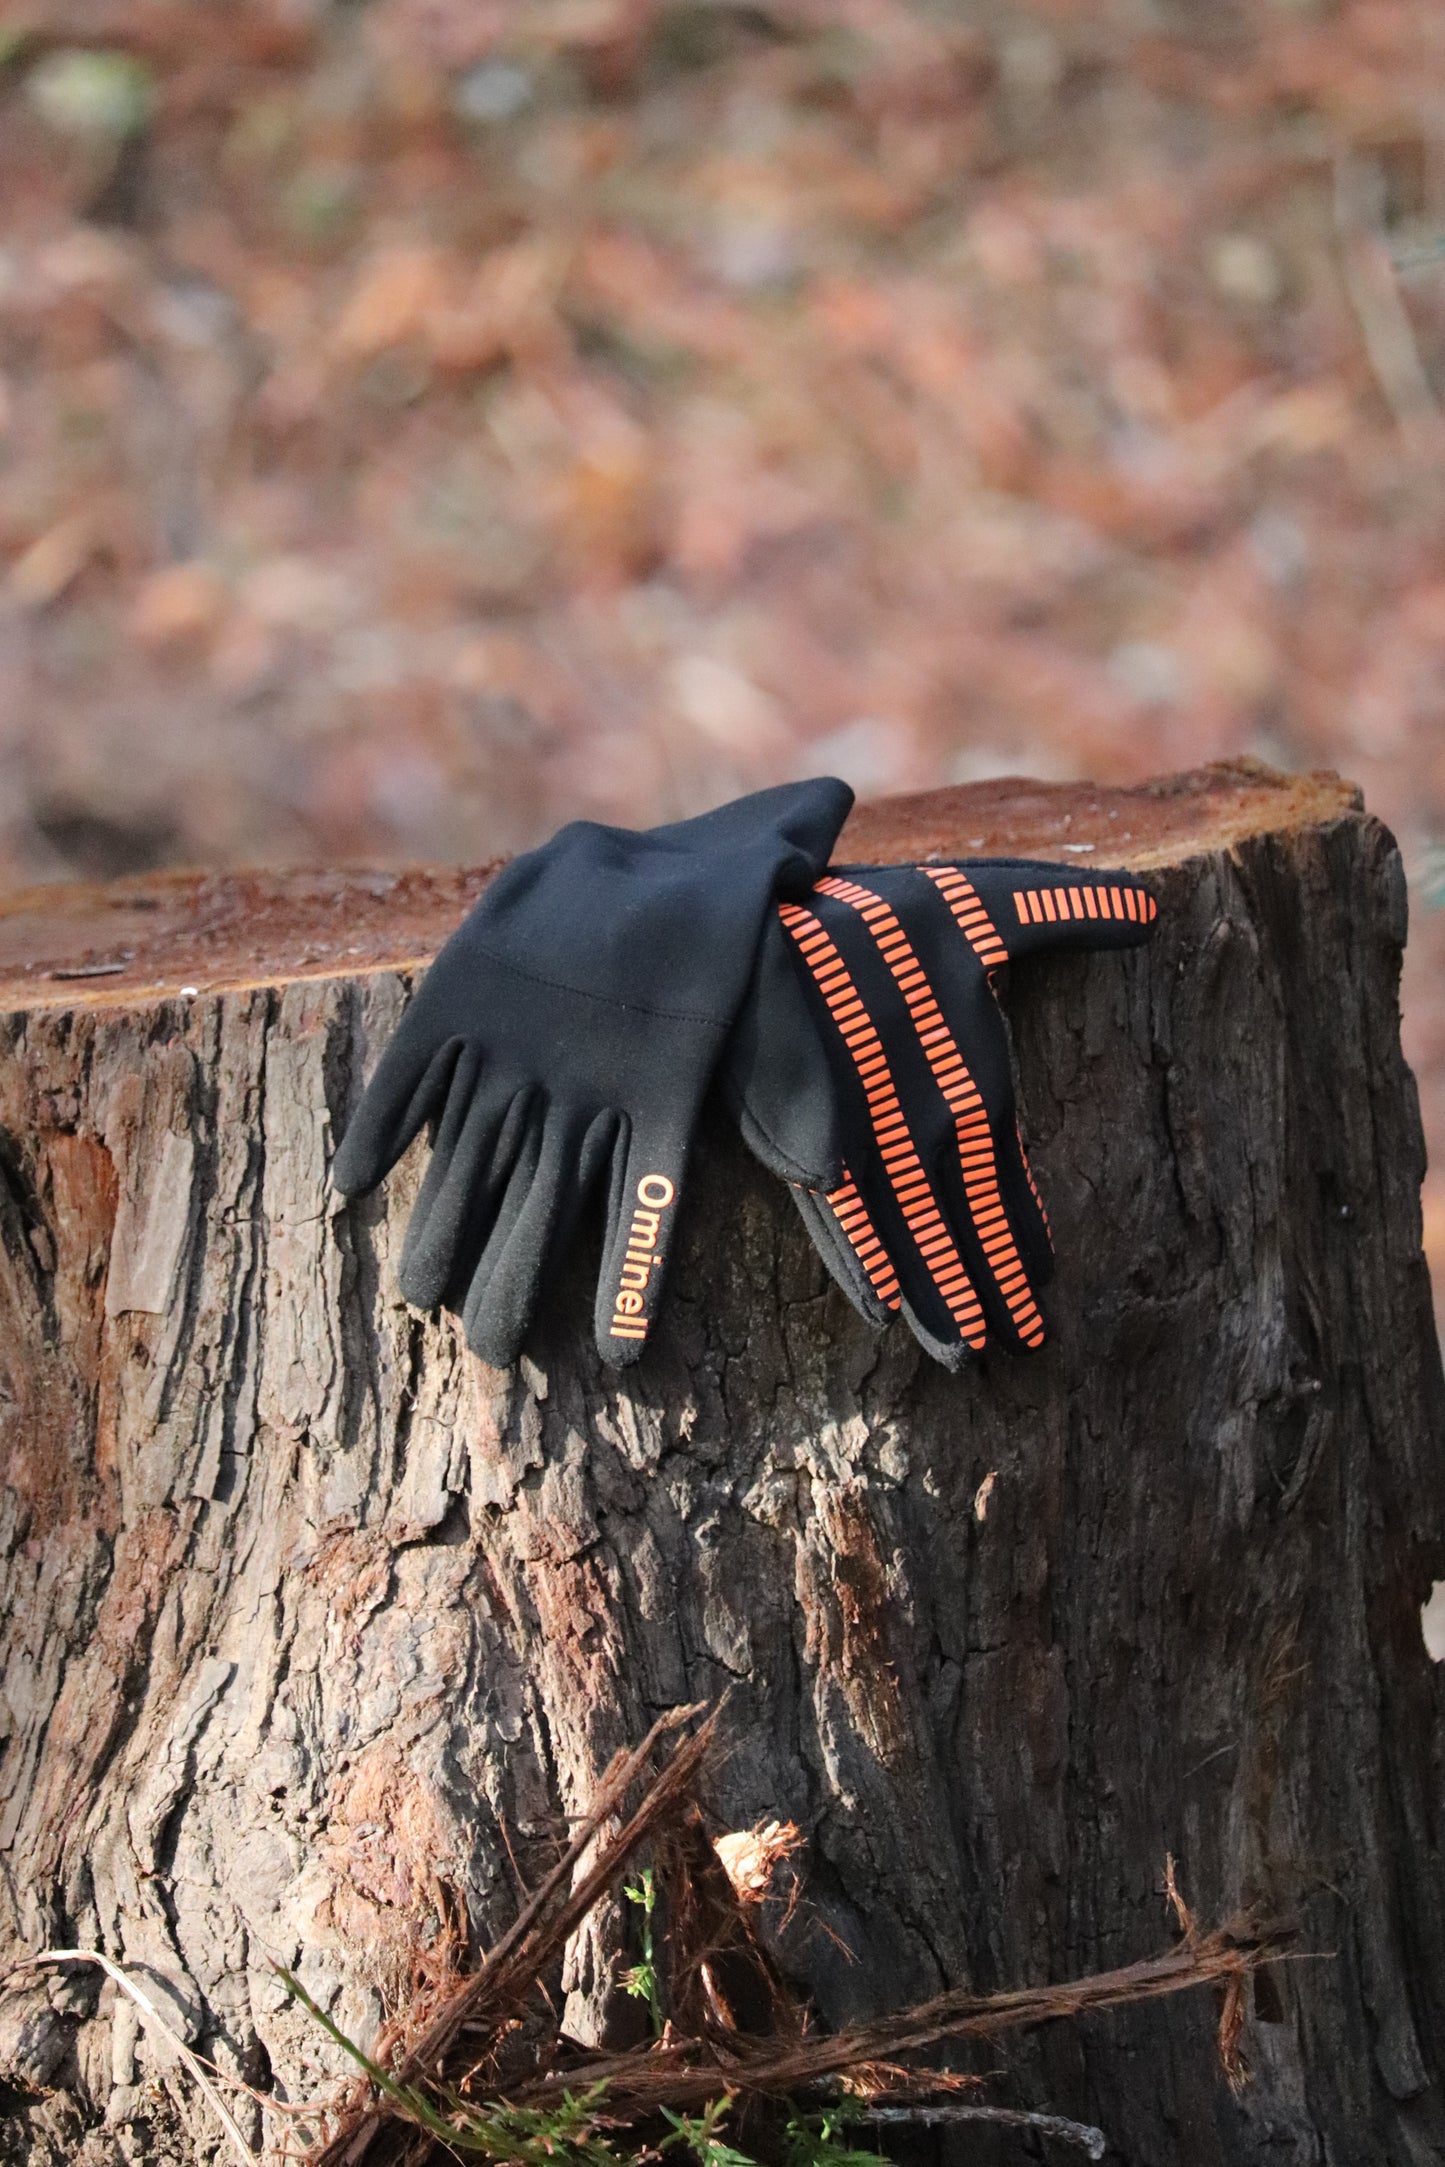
<box><xmin>0</xmin><ymin>761</ymin><xmax>1442</xmax><ymax>2165</ymax></box>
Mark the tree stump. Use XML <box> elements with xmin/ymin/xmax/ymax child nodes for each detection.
<box><xmin>1</xmin><ymin>760</ymin><xmax>1442</xmax><ymax>2166</ymax></box>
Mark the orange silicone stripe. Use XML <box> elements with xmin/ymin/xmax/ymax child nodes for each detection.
<box><xmin>921</xmin><ymin>865</ymin><xmax>1009</xmax><ymax>967</ymax></box>
<box><xmin>815</xmin><ymin>875</ymin><xmax>1045</xmax><ymax>1348</ymax></box>
<box><xmin>820</xmin><ymin>1169</ymin><xmax>901</xmax><ymax>1309</ymax></box>
<box><xmin>780</xmin><ymin>902</ymin><xmax>986</xmax><ymax>1345</ymax></box>
<box><xmin>1018</xmin><ymin>1117</ymin><xmax>1050</xmax><ymax>1239</ymax></box>
<box><xmin>1007</xmin><ymin>881</ymin><xmax>1157</xmax><ymax>929</ymax></box>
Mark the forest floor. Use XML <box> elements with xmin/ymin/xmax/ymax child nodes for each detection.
<box><xmin>2</xmin><ymin>0</ymin><xmax>1443</xmax><ymax>1312</ymax></box>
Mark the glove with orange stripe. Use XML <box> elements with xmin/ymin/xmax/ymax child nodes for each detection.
<box><xmin>331</xmin><ymin>778</ymin><xmax>853</xmax><ymax>1368</ymax></box>
<box><xmin>725</xmin><ymin>858</ymin><xmax>1157</xmax><ymax>1367</ymax></box>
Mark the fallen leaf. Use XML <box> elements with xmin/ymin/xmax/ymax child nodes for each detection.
<box><xmin>130</xmin><ymin>563</ymin><xmax>229</xmax><ymax>648</ymax></box>
<box><xmin>333</xmin><ymin>246</ymin><xmax>451</xmax><ymax>361</ymax></box>
<box><xmin>10</xmin><ymin>515</ymin><xmax>97</xmax><ymax>608</ymax></box>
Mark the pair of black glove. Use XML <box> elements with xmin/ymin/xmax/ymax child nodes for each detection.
<box><xmin>331</xmin><ymin>780</ymin><xmax>1156</xmax><ymax>1371</ymax></box>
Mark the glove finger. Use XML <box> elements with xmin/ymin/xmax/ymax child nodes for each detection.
<box><xmin>399</xmin><ymin>1082</ymin><xmax>534</xmax><ymax>1310</ymax></box>
<box><xmin>396</xmin><ymin>1039</ymin><xmax>486</xmax><ymax>1275</ymax></box>
<box><xmin>995</xmin><ymin>1114</ymin><xmax>1054</xmax><ymax>1286</ymax></box>
<box><xmin>448</xmin><ymin>1111</ymin><xmax>542</xmax><ymax>1363</ymax></box>
<box><xmin>724</xmin><ymin>911</ymin><xmax>845</xmax><ymax>1191</ymax></box>
<box><xmin>798</xmin><ymin>1174</ymin><xmax>980</xmax><ymax>1371</ymax></box>
<box><xmin>459</xmin><ymin>1105</ymin><xmax>619</xmax><ymax>1368</ymax></box>
<box><xmin>923</xmin><ymin>861</ymin><xmax>1157</xmax><ymax>966</ymax></box>
<box><xmin>650</xmin><ymin>777</ymin><xmax>853</xmax><ymax>891</ymax></box>
<box><xmin>594</xmin><ymin>1119</ymin><xmax>693</xmax><ymax>1366</ymax></box>
<box><xmin>913</xmin><ymin>1088</ymin><xmax>1048</xmax><ymax>1353</ymax></box>
<box><xmin>333</xmin><ymin>1031</ymin><xmax>468</xmax><ymax>1197</ymax></box>
<box><xmin>794</xmin><ymin>1167</ymin><xmax>976</xmax><ymax>1374</ymax></box>
<box><xmin>894</xmin><ymin>1287</ymin><xmax>983</xmax><ymax>1373</ymax></box>
<box><xmin>935</xmin><ymin>1083</ymin><xmax>1049</xmax><ymax>1354</ymax></box>
<box><xmin>791</xmin><ymin>1171</ymin><xmax>899</xmax><ymax>1327</ymax></box>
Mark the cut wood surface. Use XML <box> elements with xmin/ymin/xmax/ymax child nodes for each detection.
<box><xmin>0</xmin><ymin>757</ymin><xmax>1357</xmax><ymax>1008</ymax></box>
<box><xmin>0</xmin><ymin>759</ymin><xmax>1442</xmax><ymax>2166</ymax></box>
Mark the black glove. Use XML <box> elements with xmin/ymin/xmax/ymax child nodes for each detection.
<box><xmin>332</xmin><ymin>779</ymin><xmax>854</xmax><ymax>1366</ymax></box>
<box><xmin>725</xmin><ymin>858</ymin><xmax>1157</xmax><ymax>1367</ymax></box>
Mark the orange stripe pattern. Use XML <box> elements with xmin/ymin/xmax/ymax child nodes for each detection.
<box><xmin>820</xmin><ymin>1170</ymin><xmax>901</xmax><ymax>1310</ymax></box>
<box><xmin>814</xmin><ymin>876</ymin><xmax>1046</xmax><ymax>1349</ymax></box>
<box><xmin>779</xmin><ymin>901</ymin><xmax>986</xmax><ymax>1347</ymax></box>
<box><xmin>921</xmin><ymin>865</ymin><xmax>1009</xmax><ymax>967</ymax></box>
<box><xmin>1009</xmin><ymin>881</ymin><xmax>1157</xmax><ymax>929</ymax></box>
<box><xmin>1017</xmin><ymin>1117</ymin><xmax>1051</xmax><ymax>1241</ymax></box>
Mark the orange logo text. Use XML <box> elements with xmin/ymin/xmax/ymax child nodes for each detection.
<box><xmin>609</xmin><ymin>1174</ymin><xmax>675</xmax><ymax>1341</ymax></box>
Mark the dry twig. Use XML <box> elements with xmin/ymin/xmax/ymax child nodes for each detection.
<box><xmin>26</xmin><ymin>1949</ymin><xmax>255</xmax><ymax>2165</ymax></box>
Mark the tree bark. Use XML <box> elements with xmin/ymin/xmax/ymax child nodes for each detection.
<box><xmin>0</xmin><ymin>759</ymin><xmax>1442</xmax><ymax>2166</ymax></box>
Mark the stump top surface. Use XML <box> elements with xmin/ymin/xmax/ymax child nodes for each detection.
<box><xmin>0</xmin><ymin>758</ymin><xmax>1359</xmax><ymax>1013</ymax></box>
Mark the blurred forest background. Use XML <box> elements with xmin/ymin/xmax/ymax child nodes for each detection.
<box><xmin>1</xmin><ymin>0</ymin><xmax>1443</xmax><ymax>1315</ymax></box>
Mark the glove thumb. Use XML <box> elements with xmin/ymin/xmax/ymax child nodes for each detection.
<box><xmin>721</xmin><ymin>910</ymin><xmax>845</xmax><ymax>1191</ymax></box>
